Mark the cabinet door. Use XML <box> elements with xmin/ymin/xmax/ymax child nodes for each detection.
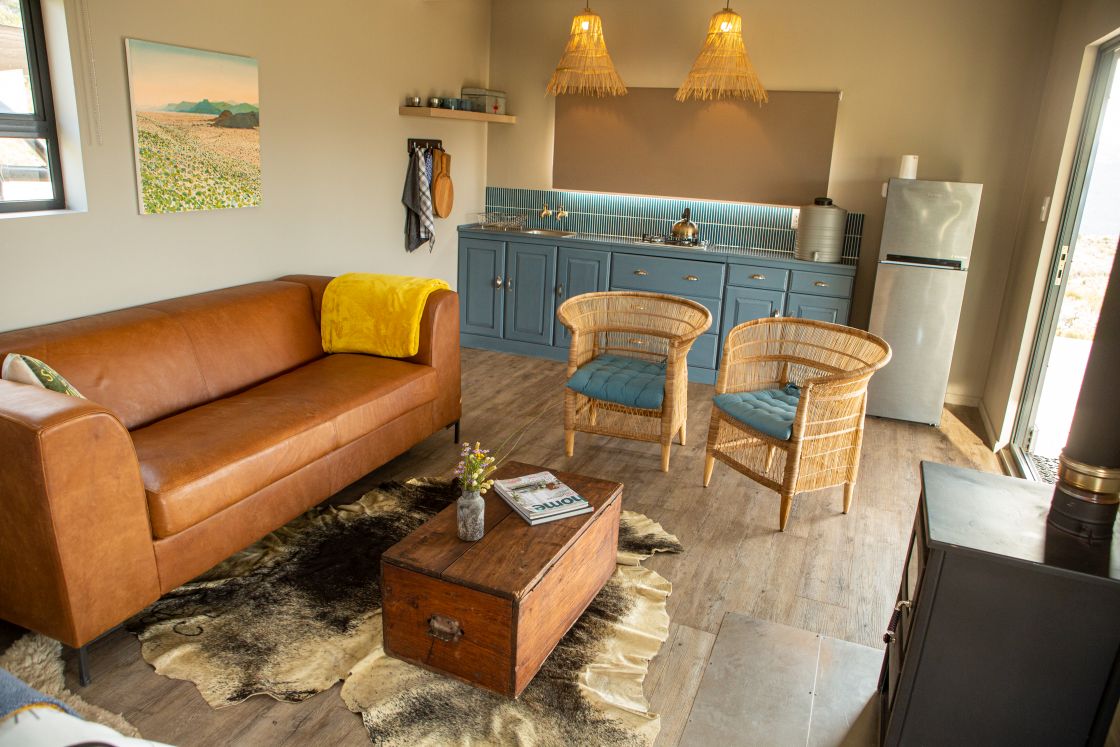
<box><xmin>504</xmin><ymin>242</ymin><xmax>557</xmax><ymax>345</ymax></box>
<box><xmin>721</xmin><ymin>287</ymin><xmax>786</xmax><ymax>339</ymax></box>
<box><xmin>459</xmin><ymin>238</ymin><xmax>506</xmax><ymax>338</ymax></box>
<box><xmin>554</xmin><ymin>246</ymin><xmax>610</xmax><ymax>346</ymax></box>
<box><xmin>787</xmin><ymin>292</ymin><xmax>851</xmax><ymax>325</ymax></box>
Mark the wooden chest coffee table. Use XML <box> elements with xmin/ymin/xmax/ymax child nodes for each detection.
<box><xmin>381</xmin><ymin>461</ymin><xmax>622</xmax><ymax>698</ymax></box>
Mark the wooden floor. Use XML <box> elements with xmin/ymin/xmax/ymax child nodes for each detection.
<box><xmin>0</xmin><ymin>348</ymin><xmax>1002</xmax><ymax>746</ymax></box>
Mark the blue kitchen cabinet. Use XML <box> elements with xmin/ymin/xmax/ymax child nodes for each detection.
<box><xmin>787</xmin><ymin>293</ymin><xmax>851</xmax><ymax>325</ymax></box>
<box><xmin>720</xmin><ymin>287</ymin><xmax>786</xmax><ymax>339</ymax></box>
<box><xmin>457</xmin><ymin>226</ymin><xmax>859</xmax><ymax>385</ymax></box>
<box><xmin>554</xmin><ymin>246</ymin><xmax>611</xmax><ymax>346</ymax></box>
<box><xmin>458</xmin><ymin>238</ymin><xmax>506</xmax><ymax>338</ymax></box>
<box><xmin>503</xmin><ymin>242</ymin><xmax>557</xmax><ymax>346</ymax></box>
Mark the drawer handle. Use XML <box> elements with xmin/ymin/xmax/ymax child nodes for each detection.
<box><xmin>634</xmin><ymin>269</ymin><xmax>648</xmax><ymax>277</ymax></box>
<box><xmin>684</xmin><ymin>274</ymin><xmax>699</xmax><ymax>281</ymax></box>
<box><xmin>555</xmin><ymin>283</ymin><xmax>564</xmax><ymax>297</ymax></box>
<box><xmin>751</xmin><ymin>274</ymin><xmax>766</xmax><ymax>280</ymax></box>
<box><xmin>814</xmin><ymin>281</ymin><xmax>829</xmax><ymax>287</ymax></box>
<box><xmin>429</xmin><ymin>614</ymin><xmax>463</xmax><ymax>643</ymax></box>
<box><xmin>492</xmin><ymin>275</ymin><xmax>503</xmax><ymax>288</ymax></box>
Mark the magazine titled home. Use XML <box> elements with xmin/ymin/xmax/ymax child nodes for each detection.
<box><xmin>493</xmin><ymin>471</ymin><xmax>593</xmax><ymax>525</ymax></box>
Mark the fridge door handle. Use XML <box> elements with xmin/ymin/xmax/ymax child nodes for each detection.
<box><xmin>879</xmin><ymin>260</ymin><xmax>964</xmax><ymax>271</ymax></box>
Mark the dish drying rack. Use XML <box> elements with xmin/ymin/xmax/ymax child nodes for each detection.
<box><xmin>477</xmin><ymin>212</ymin><xmax>526</xmax><ymax>231</ymax></box>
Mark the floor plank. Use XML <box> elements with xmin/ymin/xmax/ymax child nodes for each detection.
<box><xmin>0</xmin><ymin>347</ymin><xmax>1002</xmax><ymax>745</ymax></box>
<box><xmin>647</xmin><ymin>623</ymin><xmax>716</xmax><ymax>747</ymax></box>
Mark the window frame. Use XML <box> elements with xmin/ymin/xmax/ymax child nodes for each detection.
<box><xmin>0</xmin><ymin>0</ymin><xmax>64</xmax><ymax>213</ymax></box>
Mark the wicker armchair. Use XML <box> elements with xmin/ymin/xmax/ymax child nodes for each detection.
<box><xmin>557</xmin><ymin>291</ymin><xmax>712</xmax><ymax>472</ymax></box>
<box><xmin>704</xmin><ymin>318</ymin><xmax>891</xmax><ymax>530</ymax></box>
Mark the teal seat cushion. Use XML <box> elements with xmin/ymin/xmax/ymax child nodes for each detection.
<box><xmin>566</xmin><ymin>353</ymin><xmax>666</xmax><ymax>410</ymax></box>
<box><xmin>714</xmin><ymin>384</ymin><xmax>801</xmax><ymax>441</ymax></box>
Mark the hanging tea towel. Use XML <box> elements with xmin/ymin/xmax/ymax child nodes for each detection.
<box><xmin>402</xmin><ymin>147</ymin><xmax>436</xmax><ymax>252</ymax></box>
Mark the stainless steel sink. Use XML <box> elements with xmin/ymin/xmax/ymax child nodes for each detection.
<box><xmin>515</xmin><ymin>228</ymin><xmax>577</xmax><ymax>238</ymax></box>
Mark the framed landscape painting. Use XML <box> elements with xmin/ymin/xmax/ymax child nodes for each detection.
<box><xmin>125</xmin><ymin>39</ymin><xmax>261</xmax><ymax>214</ymax></box>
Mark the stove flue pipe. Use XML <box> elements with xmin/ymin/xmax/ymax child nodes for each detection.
<box><xmin>1048</xmin><ymin>238</ymin><xmax>1120</xmax><ymax>540</ymax></box>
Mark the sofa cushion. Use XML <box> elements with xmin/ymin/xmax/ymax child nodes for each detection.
<box><xmin>0</xmin><ymin>281</ymin><xmax>323</xmax><ymax>430</ymax></box>
<box><xmin>132</xmin><ymin>354</ymin><xmax>438</xmax><ymax>538</ymax></box>
<box><xmin>143</xmin><ymin>281</ymin><xmax>324</xmax><ymax>402</ymax></box>
<box><xmin>0</xmin><ymin>308</ymin><xmax>210</xmax><ymax>429</ymax></box>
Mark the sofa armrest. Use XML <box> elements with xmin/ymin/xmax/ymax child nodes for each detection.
<box><xmin>0</xmin><ymin>381</ymin><xmax>160</xmax><ymax>648</ymax></box>
<box><xmin>279</xmin><ymin>275</ymin><xmax>461</xmax><ymax>432</ymax></box>
<box><xmin>405</xmin><ymin>289</ymin><xmax>461</xmax><ymax>431</ymax></box>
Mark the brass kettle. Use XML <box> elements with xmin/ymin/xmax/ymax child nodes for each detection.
<box><xmin>671</xmin><ymin>208</ymin><xmax>698</xmax><ymax>240</ymax></box>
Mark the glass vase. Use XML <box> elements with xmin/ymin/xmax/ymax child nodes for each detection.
<box><xmin>457</xmin><ymin>489</ymin><xmax>485</xmax><ymax>542</ymax></box>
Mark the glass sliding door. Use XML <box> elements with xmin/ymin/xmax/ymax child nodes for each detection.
<box><xmin>1014</xmin><ymin>39</ymin><xmax>1120</xmax><ymax>482</ymax></box>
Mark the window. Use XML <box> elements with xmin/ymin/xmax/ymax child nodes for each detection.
<box><xmin>0</xmin><ymin>0</ymin><xmax>62</xmax><ymax>212</ymax></box>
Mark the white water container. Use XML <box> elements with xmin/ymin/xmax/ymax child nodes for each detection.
<box><xmin>795</xmin><ymin>197</ymin><xmax>848</xmax><ymax>263</ymax></box>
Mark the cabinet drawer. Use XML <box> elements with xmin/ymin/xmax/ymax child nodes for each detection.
<box><xmin>612</xmin><ymin>253</ymin><xmax>725</xmax><ymax>297</ymax></box>
<box><xmin>727</xmin><ymin>263</ymin><xmax>789</xmax><ymax>291</ymax></box>
<box><xmin>687</xmin><ymin>334</ymin><xmax>719</xmax><ymax>369</ymax></box>
<box><xmin>787</xmin><ymin>293</ymin><xmax>850</xmax><ymax>325</ymax></box>
<box><xmin>789</xmin><ymin>270</ymin><xmax>853</xmax><ymax>298</ymax></box>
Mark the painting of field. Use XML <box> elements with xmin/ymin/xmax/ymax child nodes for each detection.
<box><xmin>126</xmin><ymin>39</ymin><xmax>260</xmax><ymax>214</ymax></box>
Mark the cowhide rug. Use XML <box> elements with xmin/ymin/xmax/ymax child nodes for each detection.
<box><xmin>128</xmin><ymin>478</ymin><xmax>682</xmax><ymax>746</ymax></box>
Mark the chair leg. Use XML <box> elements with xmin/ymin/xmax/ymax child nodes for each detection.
<box><xmin>678</xmin><ymin>421</ymin><xmax>687</xmax><ymax>445</ymax></box>
<box><xmin>703</xmin><ymin>453</ymin><xmax>715</xmax><ymax>487</ymax></box>
<box><xmin>660</xmin><ymin>443</ymin><xmax>671</xmax><ymax>472</ymax></box>
<box><xmin>779</xmin><ymin>492</ymin><xmax>794</xmax><ymax>532</ymax></box>
<box><xmin>844</xmin><ymin>482</ymin><xmax>856</xmax><ymax>514</ymax></box>
<box><xmin>565</xmin><ymin>430</ymin><xmax>575</xmax><ymax>458</ymax></box>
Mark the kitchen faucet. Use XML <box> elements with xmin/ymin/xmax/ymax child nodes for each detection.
<box><xmin>556</xmin><ymin>203</ymin><xmax>568</xmax><ymax>220</ymax></box>
<box><xmin>540</xmin><ymin>202</ymin><xmax>552</xmax><ymax>218</ymax></box>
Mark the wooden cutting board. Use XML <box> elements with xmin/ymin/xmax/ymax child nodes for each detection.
<box><xmin>431</xmin><ymin>149</ymin><xmax>454</xmax><ymax>218</ymax></box>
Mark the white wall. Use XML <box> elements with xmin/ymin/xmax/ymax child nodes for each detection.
<box><xmin>0</xmin><ymin>0</ymin><xmax>492</xmax><ymax>332</ymax></box>
<box><xmin>487</xmin><ymin>0</ymin><xmax>1061</xmax><ymax>405</ymax></box>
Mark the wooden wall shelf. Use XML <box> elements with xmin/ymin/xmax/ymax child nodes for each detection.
<box><xmin>399</xmin><ymin>106</ymin><xmax>516</xmax><ymax>125</ymax></box>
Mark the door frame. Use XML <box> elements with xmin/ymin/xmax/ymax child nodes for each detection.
<box><xmin>1011</xmin><ymin>38</ymin><xmax>1120</xmax><ymax>474</ymax></box>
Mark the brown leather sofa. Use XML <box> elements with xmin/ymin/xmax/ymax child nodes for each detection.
<box><xmin>0</xmin><ymin>275</ymin><xmax>459</xmax><ymax>661</ymax></box>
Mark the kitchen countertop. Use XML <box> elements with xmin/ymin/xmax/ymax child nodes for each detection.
<box><xmin>458</xmin><ymin>224</ymin><xmax>859</xmax><ymax>274</ymax></box>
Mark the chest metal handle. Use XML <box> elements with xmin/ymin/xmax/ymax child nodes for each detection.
<box><xmin>429</xmin><ymin>614</ymin><xmax>463</xmax><ymax>643</ymax></box>
<box><xmin>814</xmin><ymin>280</ymin><xmax>829</xmax><ymax>287</ymax></box>
<box><xmin>684</xmin><ymin>274</ymin><xmax>699</xmax><ymax>281</ymax></box>
<box><xmin>751</xmin><ymin>274</ymin><xmax>766</xmax><ymax>280</ymax></box>
<box><xmin>634</xmin><ymin>269</ymin><xmax>648</xmax><ymax>277</ymax></box>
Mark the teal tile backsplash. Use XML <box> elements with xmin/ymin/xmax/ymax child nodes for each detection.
<box><xmin>484</xmin><ymin>187</ymin><xmax>864</xmax><ymax>263</ymax></box>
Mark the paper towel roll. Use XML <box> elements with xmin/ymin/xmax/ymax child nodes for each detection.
<box><xmin>899</xmin><ymin>155</ymin><xmax>919</xmax><ymax>179</ymax></box>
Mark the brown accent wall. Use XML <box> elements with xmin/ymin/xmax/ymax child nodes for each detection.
<box><xmin>553</xmin><ymin>89</ymin><xmax>838</xmax><ymax>206</ymax></box>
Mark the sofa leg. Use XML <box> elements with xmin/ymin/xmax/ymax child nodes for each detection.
<box><xmin>451</xmin><ymin>420</ymin><xmax>460</xmax><ymax>443</ymax></box>
<box><xmin>76</xmin><ymin>645</ymin><xmax>91</xmax><ymax>686</ymax></box>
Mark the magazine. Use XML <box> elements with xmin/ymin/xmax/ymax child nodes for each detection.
<box><xmin>493</xmin><ymin>471</ymin><xmax>593</xmax><ymax>526</ymax></box>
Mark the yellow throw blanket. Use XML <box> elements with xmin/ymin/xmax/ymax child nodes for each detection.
<box><xmin>321</xmin><ymin>273</ymin><xmax>450</xmax><ymax>358</ymax></box>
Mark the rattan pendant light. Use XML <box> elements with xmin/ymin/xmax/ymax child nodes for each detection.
<box><xmin>546</xmin><ymin>6</ymin><xmax>628</xmax><ymax>97</ymax></box>
<box><xmin>676</xmin><ymin>6</ymin><xmax>767</xmax><ymax>103</ymax></box>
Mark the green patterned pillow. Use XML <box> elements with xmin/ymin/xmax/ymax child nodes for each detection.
<box><xmin>1</xmin><ymin>353</ymin><xmax>85</xmax><ymax>398</ymax></box>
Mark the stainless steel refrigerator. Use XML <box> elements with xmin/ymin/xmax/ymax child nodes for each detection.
<box><xmin>867</xmin><ymin>178</ymin><xmax>983</xmax><ymax>425</ymax></box>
